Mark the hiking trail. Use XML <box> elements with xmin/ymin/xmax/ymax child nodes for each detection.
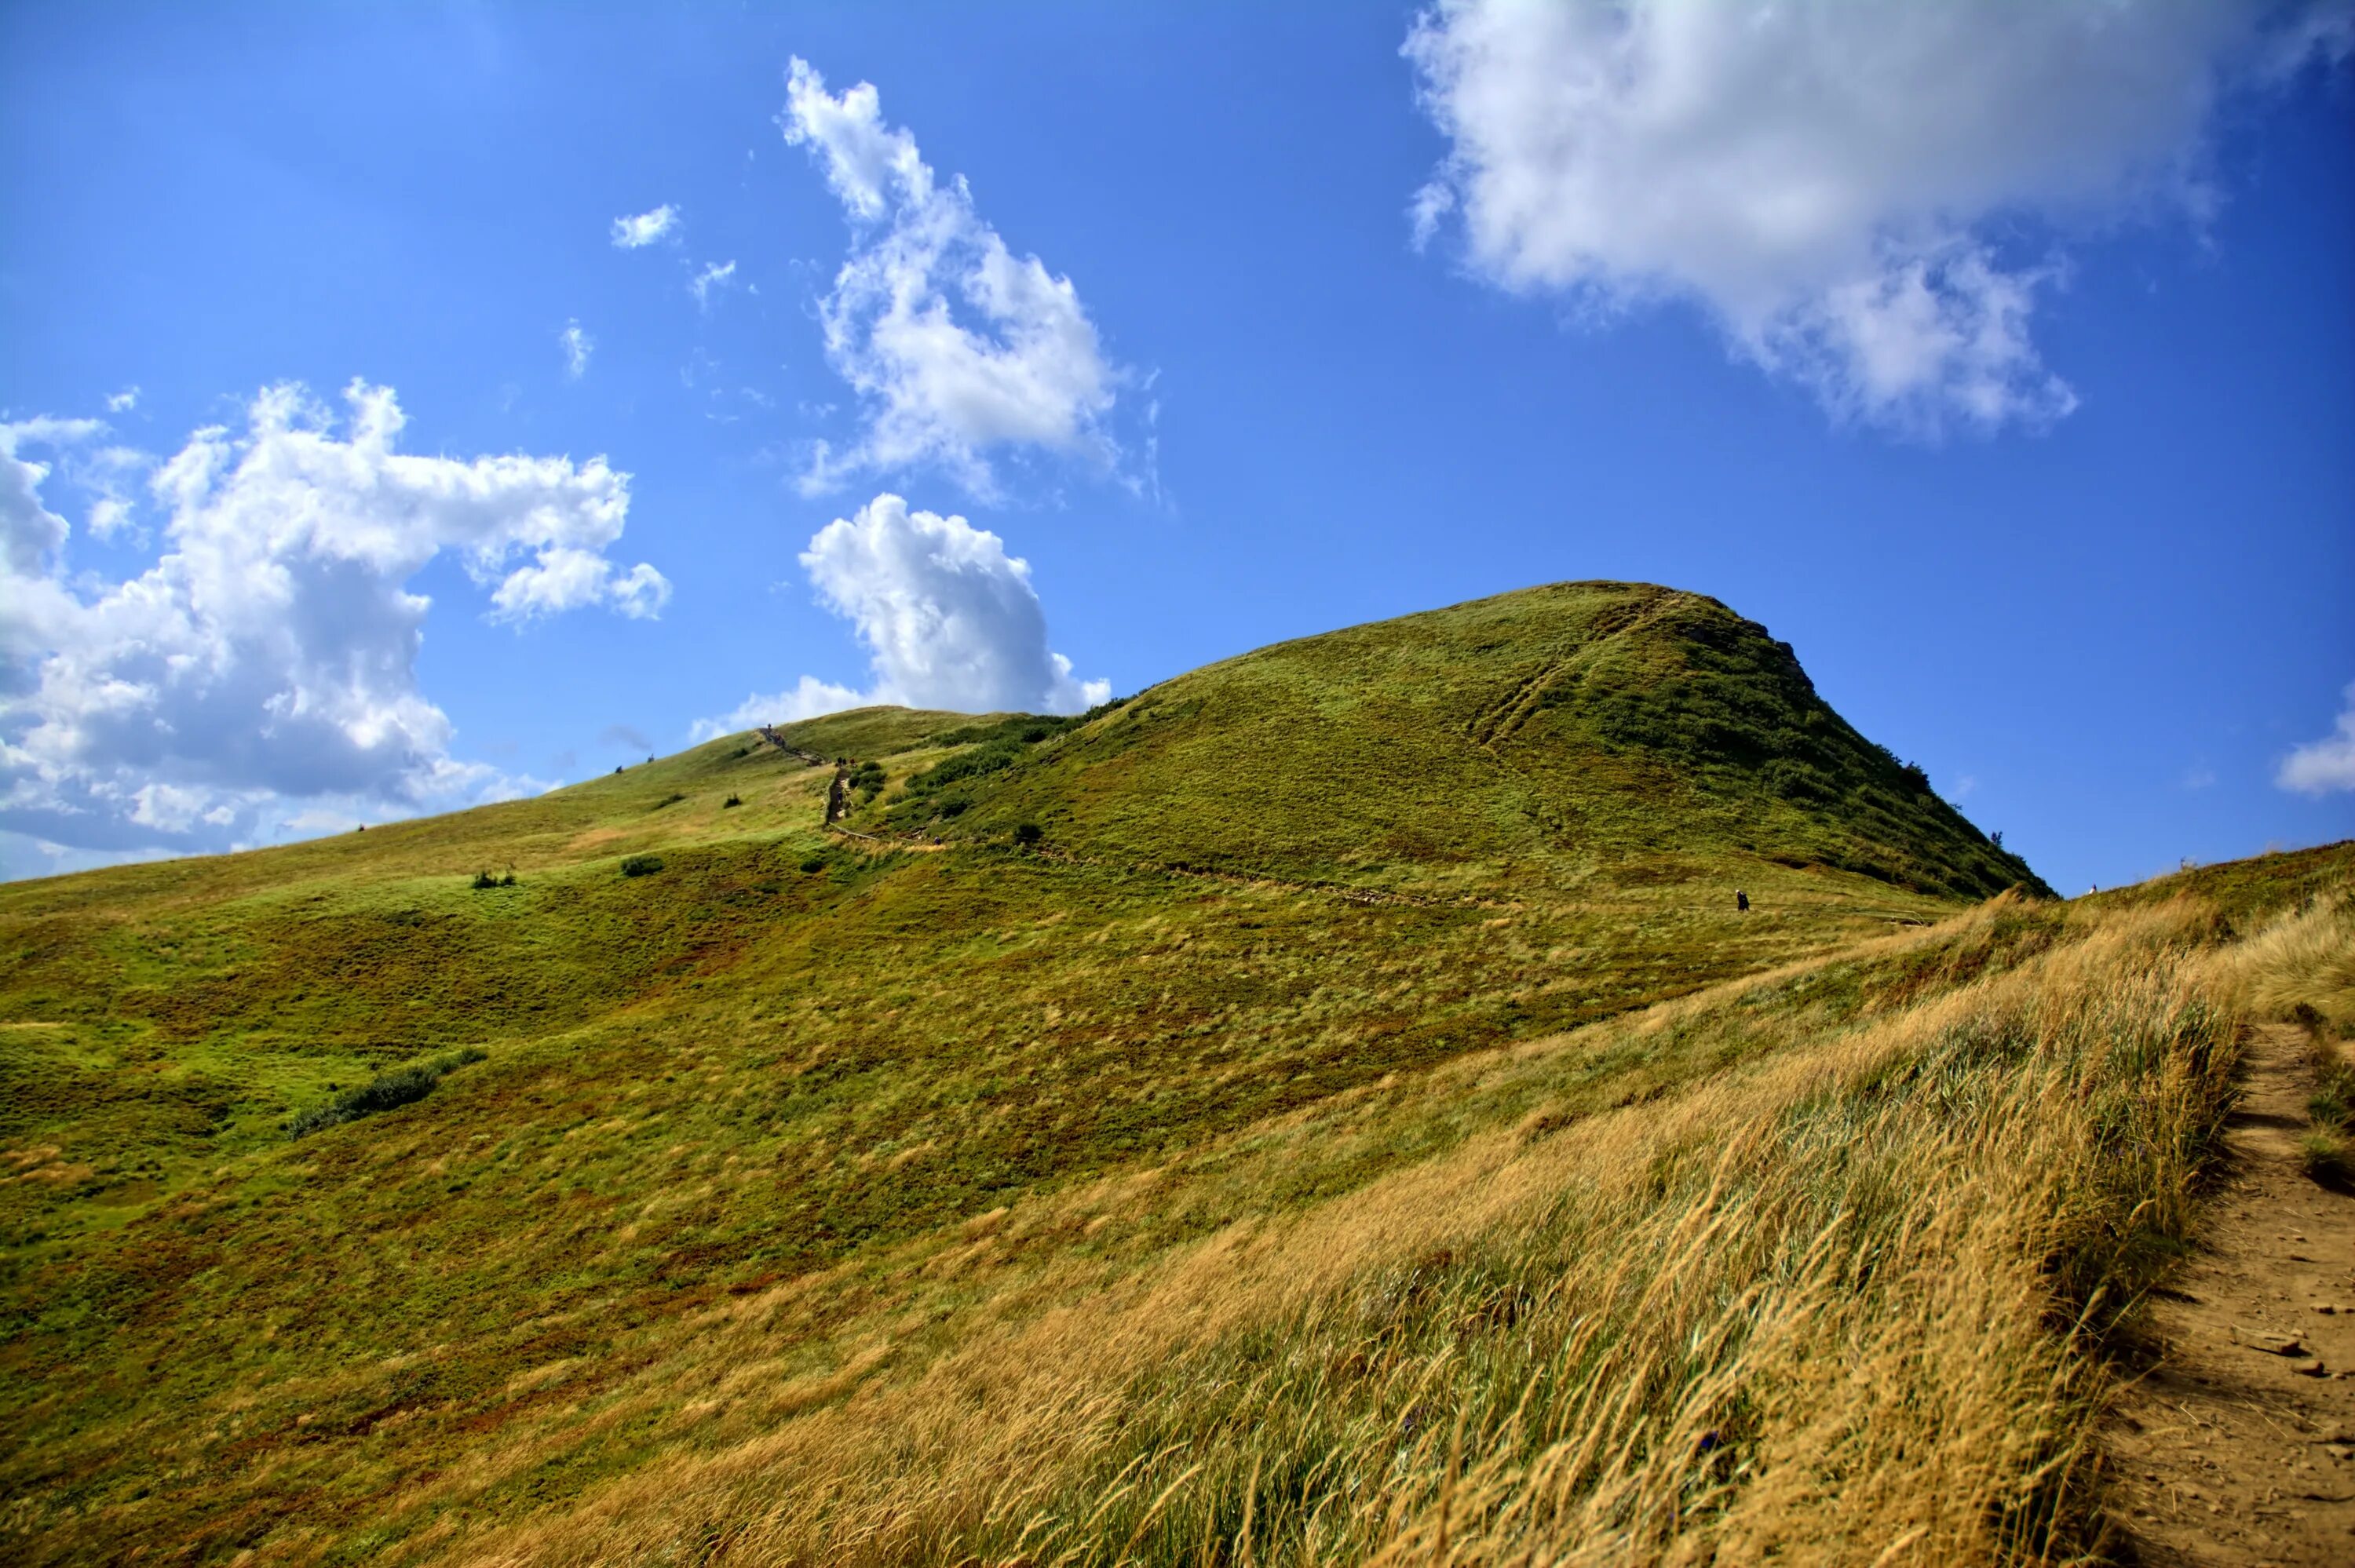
<box><xmin>2107</xmin><ymin>1021</ymin><xmax>2355</xmax><ymax>1564</ymax></box>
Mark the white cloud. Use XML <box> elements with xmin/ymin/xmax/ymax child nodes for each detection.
<box><xmin>2</xmin><ymin>419</ymin><xmax>154</xmax><ymax>552</ymax></box>
<box><xmin>105</xmin><ymin>386</ymin><xmax>140</xmax><ymax>414</ymax></box>
<box><xmin>0</xmin><ymin>418</ymin><xmax>93</xmax><ymax>578</ymax></box>
<box><xmin>1</xmin><ymin>381</ymin><xmax>668</xmax><ymax>863</ymax></box>
<box><xmin>780</xmin><ymin>57</ymin><xmax>1124</xmax><ymax>496</ymax></box>
<box><xmin>696</xmin><ymin>492</ymin><xmax>1104</xmax><ymax>738</ymax></box>
<box><xmin>694</xmin><ymin>676</ymin><xmax>872</xmax><ymax>740</ymax></box>
<box><xmin>2278</xmin><ymin>682</ymin><xmax>2355</xmax><ymax>796</ymax></box>
<box><xmin>689</xmin><ymin>259</ymin><xmax>738</xmax><ymax>308</ymax></box>
<box><xmin>1404</xmin><ymin>0</ymin><xmax>2350</xmax><ymax>435</ymax></box>
<box><xmin>611</xmin><ymin>203</ymin><xmax>681</xmax><ymax>249</ymax></box>
<box><xmin>560</xmin><ymin>319</ymin><xmax>594</xmax><ymax>380</ymax></box>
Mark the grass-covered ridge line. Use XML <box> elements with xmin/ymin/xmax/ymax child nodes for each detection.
<box><xmin>4</xmin><ymin>579</ymin><xmax>2258</xmax><ymax>1564</ymax></box>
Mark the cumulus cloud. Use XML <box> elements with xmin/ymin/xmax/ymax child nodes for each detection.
<box><xmin>560</xmin><ymin>319</ymin><xmax>594</xmax><ymax>380</ymax></box>
<box><xmin>0</xmin><ymin>418</ymin><xmax>97</xmax><ymax>579</ymax></box>
<box><xmin>2278</xmin><ymin>682</ymin><xmax>2355</xmax><ymax>796</ymax></box>
<box><xmin>689</xmin><ymin>259</ymin><xmax>738</xmax><ymax>308</ymax></box>
<box><xmin>611</xmin><ymin>202</ymin><xmax>681</xmax><ymax>249</ymax></box>
<box><xmin>780</xmin><ymin>57</ymin><xmax>1124</xmax><ymax>496</ymax></box>
<box><xmin>1404</xmin><ymin>0</ymin><xmax>2350</xmax><ymax>435</ymax></box>
<box><xmin>1</xmin><ymin>381</ymin><xmax>668</xmax><ymax>863</ymax></box>
<box><xmin>696</xmin><ymin>492</ymin><xmax>1104</xmax><ymax>737</ymax></box>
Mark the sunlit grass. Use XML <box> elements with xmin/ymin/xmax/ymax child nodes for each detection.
<box><xmin>0</xmin><ymin>582</ymin><xmax>2334</xmax><ymax>1563</ymax></box>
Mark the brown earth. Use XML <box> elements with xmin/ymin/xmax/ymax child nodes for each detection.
<box><xmin>2106</xmin><ymin>1023</ymin><xmax>2355</xmax><ymax>1564</ymax></box>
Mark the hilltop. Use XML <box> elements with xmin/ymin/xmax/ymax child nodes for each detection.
<box><xmin>4</xmin><ymin>582</ymin><xmax>2344</xmax><ymax>1566</ymax></box>
<box><xmin>873</xmin><ymin>582</ymin><xmax>2039</xmax><ymax>903</ymax></box>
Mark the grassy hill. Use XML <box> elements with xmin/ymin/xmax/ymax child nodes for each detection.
<box><xmin>4</xmin><ymin>582</ymin><xmax>2340</xmax><ymax>1565</ymax></box>
<box><xmin>867</xmin><ymin>582</ymin><xmax>2039</xmax><ymax>902</ymax></box>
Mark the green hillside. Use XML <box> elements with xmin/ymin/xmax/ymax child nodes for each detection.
<box><xmin>12</xmin><ymin>581</ymin><xmax>2293</xmax><ymax>1566</ymax></box>
<box><xmin>869</xmin><ymin>582</ymin><xmax>2038</xmax><ymax>901</ymax></box>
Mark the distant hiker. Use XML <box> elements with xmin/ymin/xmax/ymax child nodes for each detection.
<box><xmin>1736</xmin><ymin>890</ymin><xmax>1749</xmax><ymax>913</ymax></box>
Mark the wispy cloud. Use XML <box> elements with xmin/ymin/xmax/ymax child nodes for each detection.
<box><xmin>780</xmin><ymin>58</ymin><xmax>1126</xmax><ymax>498</ymax></box>
<box><xmin>611</xmin><ymin>202</ymin><xmax>681</xmax><ymax>250</ymax></box>
<box><xmin>689</xmin><ymin>259</ymin><xmax>738</xmax><ymax>308</ymax></box>
<box><xmin>560</xmin><ymin>319</ymin><xmax>594</xmax><ymax>380</ymax></box>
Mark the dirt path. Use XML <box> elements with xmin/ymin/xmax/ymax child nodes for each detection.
<box><xmin>2106</xmin><ymin>1023</ymin><xmax>2355</xmax><ymax>1564</ymax></box>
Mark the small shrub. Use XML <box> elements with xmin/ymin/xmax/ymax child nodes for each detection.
<box><xmin>620</xmin><ymin>854</ymin><xmax>665</xmax><ymax>877</ymax></box>
<box><xmin>799</xmin><ymin>856</ymin><xmax>827</xmax><ymax>874</ymax></box>
<box><xmin>652</xmin><ymin>793</ymin><xmax>687</xmax><ymax>811</ymax></box>
<box><xmin>471</xmin><ymin>870</ymin><xmax>499</xmax><ymax>890</ymax></box>
<box><xmin>1013</xmin><ymin>822</ymin><xmax>1043</xmax><ymax>846</ymax></box>
<box><xmin>2302</xmin><ymin>1130</ymin><xmax>2352</xmax><ymax>1186</ymax></box>
<box><xmin>500</xmin><ymin>870</ymin><xmax>516</xmax><ymax>887</ymax></box>
<box><xmin>937</xmin><ymin>796</ymin><xmax>971</xmax><ymax>819</ymax></box>
<box><xmin>723</xmin><ymin>794</ymin><xmax>743</xmax><ymax>808</ymax></box>
<box><xmin>287</xmin><ymin>1048</ymin><xmax>487</xmax><ymax>1139</ymax></box>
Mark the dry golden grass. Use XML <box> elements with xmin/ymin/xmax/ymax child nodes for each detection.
<box><xmin>377</xmin><ymin>887</ymin><xmax>2330</xmax><ymax>1568</ymax></box>
<box><xmin>2220</xmin><ymin>892</ymin><xmax>2355</xmax><ymax>1034</ymax></box>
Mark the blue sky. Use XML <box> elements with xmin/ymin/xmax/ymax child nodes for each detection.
<box><xmin>2</xmin><ymin>1</ymin><xmax>2350</xmax><ymax>894</ymax></box>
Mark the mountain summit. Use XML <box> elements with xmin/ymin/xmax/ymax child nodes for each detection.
<box><xmin>861</xmin><ymin>581</ymin><xmax>2041</xmax><ymax>902</ymax></box>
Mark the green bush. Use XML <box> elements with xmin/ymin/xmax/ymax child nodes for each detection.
<box><xmin>652</xmin><ymin>793</ymin><xmax>687</xmax><ymax>811</ymax></box>
<box><xmin>1014</xmin><ymin>822</ymin><xmax>1044</xmax><ymax>846</ymax></box>
<box><xmin>799</xmin><ymin>855</ymin><xmax>827</xmax><ymax>874</ymax></box>
<box><xmin>287</xmin><ymin>1048</ymin><xmax>488</xmax><ymax>1138</ymax></box>
<box><xmin>908</xmin><ymin>741</ymin><xmax>1024</xmax><ymax>793</ymax></box>
<box><xmin>723</xmin><ymin>794</ymin><xmax>743</xmax><ymax>808</ymax></box>
<box><xmin>620</xmin><ymin>855</ymin><xmax>665</xmax><ymax>877</ymax></box>
<box><xmin>471</xmin><ymin>870</ymin><xmax>500</xmax><ymax>890</ymax></box>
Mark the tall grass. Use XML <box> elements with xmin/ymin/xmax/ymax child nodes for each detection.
<box><xmin>2218</xmin><ymin>892</ymin><xmax>2355</xmax><ymax>1033</ymax></box>
<box><xmin>455</xmin><ymin>899</ymin><xmax>2244</xmax><ymax>1566</ymax></box>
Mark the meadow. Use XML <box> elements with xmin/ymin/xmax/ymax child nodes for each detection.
<box><xmin>2</xmin><ymin>582</ymin><xmax>2337</xmax><ymax>1563</ymax></box>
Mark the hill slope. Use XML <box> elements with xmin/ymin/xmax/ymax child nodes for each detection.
<box><xmin>0</xmin><ymin>581</ymin><xmax>2118</xmax><ymax>1563</ymax></box>
<box><xmin>868</xmin><ymin>582</ymin><xmax>2040</xmax><ymax>901</ymax></box>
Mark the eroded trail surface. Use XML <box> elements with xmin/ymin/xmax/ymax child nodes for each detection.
<box><xmin>2109</xmin><ymin>1023</ymin><xmax>2355</xmax><ymax>1564</ymax></box>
